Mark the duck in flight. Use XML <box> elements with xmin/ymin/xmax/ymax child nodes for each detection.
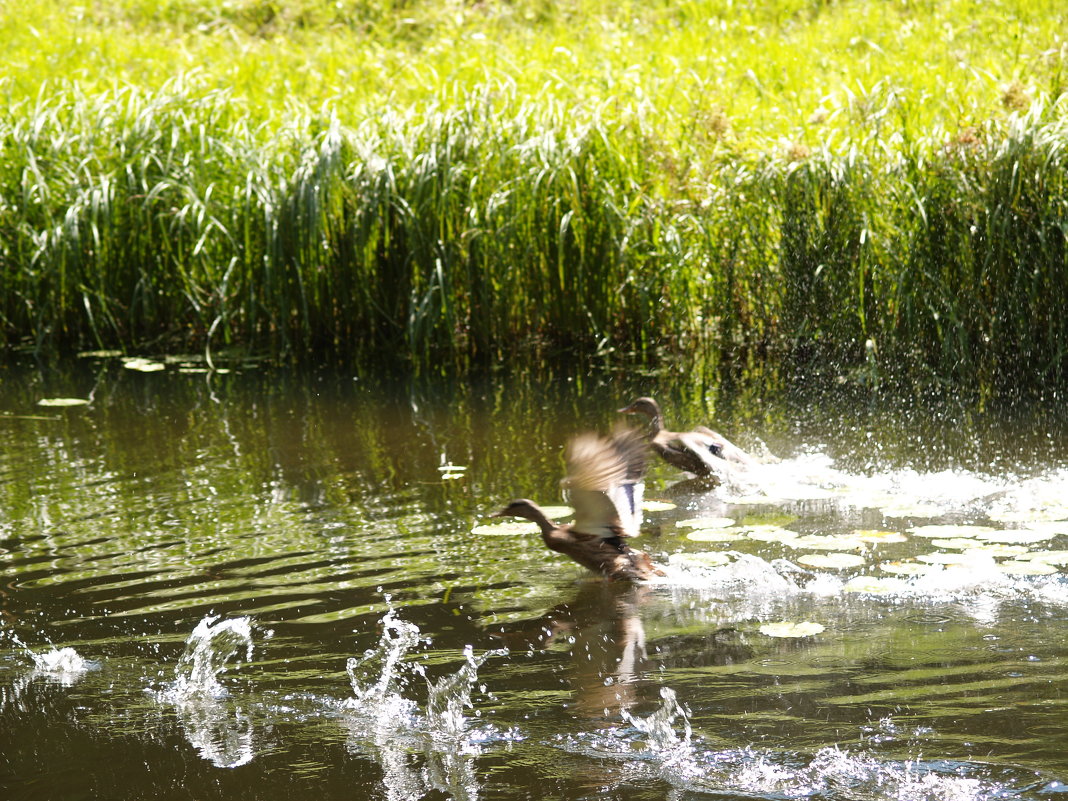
<box><xmin>491</xmin><ymin>427</ymin><xmax>665</xmax><ymax>581</ymax></box>
<box><xmin>617</xmin><ymin>396</ymin><xmax>755</xmax><ymax>480</ymax></box>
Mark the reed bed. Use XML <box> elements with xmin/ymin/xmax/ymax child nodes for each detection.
<box><xmin>1</xmin><ymin>0</ymin><xmax>1067</xmax><ymax>396</ymax></box>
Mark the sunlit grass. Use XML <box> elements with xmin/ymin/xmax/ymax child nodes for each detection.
<box><xmin>1</xmin><ymin>0</ymin><xmax>1067</xmax><ymax>393</ymax></box>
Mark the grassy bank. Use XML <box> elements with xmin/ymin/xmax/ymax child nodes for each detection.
<box><xmin>1</xmin><ymin>1</ymin><xmax>1066</xmax><ymax>395</ymax></box>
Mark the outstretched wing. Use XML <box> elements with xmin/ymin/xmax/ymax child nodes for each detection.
<box><xmin>564</xmin><ymin>428</ymin><xmax>647</xmax><ymax>538</ymax></box>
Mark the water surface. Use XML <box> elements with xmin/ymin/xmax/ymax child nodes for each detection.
<box><xmin>2</xmin><ymin>358</ymin><xmax>1067</xmax><ymax>800</ymax></box>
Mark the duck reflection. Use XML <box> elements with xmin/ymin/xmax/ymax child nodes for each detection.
<box><xmin>494</xmin><ymin>581</ymin><xmax>755</xmax><ymax>722</ymax></box>
<box><xmin>493</xmin><ymin>581</ymin><xmax>652</xmax><ymax>720</ymax></box>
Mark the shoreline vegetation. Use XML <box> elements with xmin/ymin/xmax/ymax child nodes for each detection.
<box><xmin>1</xmin><ymin>1</ymin><xmax>1066</xmax><ymax>396</ymax></box>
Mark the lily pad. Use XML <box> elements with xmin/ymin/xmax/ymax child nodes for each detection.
<box><xmin>880</xmin><ymin>502</ymin><xmax>944</xmax><ymax>518</ymax></box>
<box><xmin>843</xmin><ymin>576</ymin><xmax>909</xmax><ymax>594</ymax></box>
<box><xmin>538</xmin><ymin>505</ymin><xmax>575</xmax><ymax>520</ymax></box>
<box><xmin>964</xmin><ymin>543</ymin><xmax>1031</xmax><ymax>558</ymax></box>
<box><xmin>1023</xmin><ymin>550</ymin><xmax>1068</xmax><ymax>566</ymax></box>
<box><xmin>908</xmin><ymin>524</ymin><xmax>994</xmax><ymax>539</ymax></box>
<box><xmin>916</xmin><ymin>551</ymin><xmax>994</xmax><ymax>566</ymax></box>
<box><xmin>642</xmin><ymin>500</ymin><xmax>677</xmax><ymax>512</ymax></box>
<box><xmin>760</xmin><ymin>621</ymin><xmax>825</xmax><ymax>638</ymax></box>
<box><xmin>36</xmin><ymin>398</ymin><xmax>90</xmax><ymax>407</ymax></box>
<box><xmin>742</xmin><ymin>526</ymin><xmax>799</xmax><ymax>543</ymax></box>
<box><xmin>976</xmin><ymin>529</ymin><xmax>1056</xmax><ymax>545</ymax></box>
<box><xmin>472</xmin><ymin>521</ymin><xmax>540</xmax><ymax>536</ymax></box>
<box><xmin>1018</xmin><ymin>521</ymin><xmax>1068</xmax><ymax>537</ymax></box>
<box><xmin>686</xmin><ymin>529</ymin><xmax>746</xmax><ymax>543</ymax></box>
<box><xmin>77</xmin><ymin>349</ymin><xmax>124</xmax><ymax>359</ymax></box>
<box><xmin>997</xmin><ymin>560</ymin><xmax>1059</xmax><ymax>576</ymax></box>
<box><xmin>123</xmin><ymin>357</ymin><xmax>166</xmax><ymax>372</ymax></box>
<box><xmin>677</xmin><ymin>516</ymin><xmax>735</xmax><ymax>529</ymax></box>
<box><xmin>788</xmin><ymin>534</ymin><xmax>865</xmax><ymax>551</ymax></box>
<box><xmin>853</xmin><ymin>530</ymin><xmax>908</xmax><ymax>544</ymax></box>
<box><xmin>797</xmin><ymin>552</ymin><xmax>867</xmax><ymax>570</ymax></box>
<box><xmin>930</xmin><ymin>538</ymin><xmax>983</xmax><ymax>551</ymax></box>
<box><xmin>670</xmin><ymin>551</ymin><xmax>732</xmax><ymax>569</ymax></box>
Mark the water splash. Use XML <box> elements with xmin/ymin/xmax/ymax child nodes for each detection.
<box><xmin>425</xmin><ymin>644</ymin><xmax>508</xmax><ymax>741</ymax></box>
<box><xmin>160</xmin><ymin>615</ymin><xmax>254</xmax><ymax>702</ymax></box>
<box><xmin>346</xmin><ymin>605</ymin><xmax>426</xmax><ymax>707</ymax></box>
<box><xmin>621</xmin><ymin>686</ymin><xmax>693</xmax><ymax>753</ymax></box>
<box><xmin>340</xmin><ymin>607</ymin><xmax>512</xmax><ymax>801</ymax></box>
<box><xmin>565</xmin><ymin>692</ymin><xmax>1041</xmax><ymax>799</ymax></box>
<box><xmin>0</xmin><ymin>631</ymin><xmax>92</xmax><ymax>712</ymax></box>
<box><xmin>8</xmin><ymin>631</ymin><xmax>90</xmax><ymax>679</ymax></box>
<box><xmin>155</xmin><ymin>615</ymin><xmax>256</xmax><ymax>768</ymax></box>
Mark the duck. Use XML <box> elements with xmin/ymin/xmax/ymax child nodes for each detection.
<box><xmin>617</xmin><ymin>396</ymin><xmax>754</xmax><ymax>479</ymax></box>
<box><xmin>491</xmin><ymin>427</ymin><xmax>665</xmax><ymax>581</ymax></box>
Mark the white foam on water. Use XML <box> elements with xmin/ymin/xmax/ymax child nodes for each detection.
<box><xmin>563</xmin><ymin>697</ymin><xmax>1034</xmax><ymax>800</ymax></box>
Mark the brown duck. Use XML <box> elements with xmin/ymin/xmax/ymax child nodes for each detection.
<box><xmin>492</xmin><ymin>428</ymin><xmax>665</xmax><ymax>581</ymax></box>
<box><xmin>618</xmin><ymin>396</ymin><xmax>754</xmax><ymax>479</ymax></box>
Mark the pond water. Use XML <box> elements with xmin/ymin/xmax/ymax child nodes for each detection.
<box><xmin>2</xmin><ymin>357</ymin><xmax>1067</xmax><ymax>800</ymax></box>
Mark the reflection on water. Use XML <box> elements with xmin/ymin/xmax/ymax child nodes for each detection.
<box><xmin>0</xmin><ymin>359</ymin><xmax>1067</xmax><ymax>799</ymax></box>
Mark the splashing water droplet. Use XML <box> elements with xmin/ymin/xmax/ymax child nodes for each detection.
<box><xmin>623</xmin><ymin>687</ymin><xmax>693</xmax><ymax>753</ymax></box>
<box><xmin>425</xmin><ymin>644</ymin><xmax>509</xmax><ymax>741</ymax></box>
<box><xmin>162</xmin><ymin>615</ymin><xmax>254</xmax><ymax>702</ymax></box>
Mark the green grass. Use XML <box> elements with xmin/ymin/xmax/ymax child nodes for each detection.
<box><xmin>1</xmin><ymin>0</ymin><xmax>1067</xmax><ymax>395</ymax></box>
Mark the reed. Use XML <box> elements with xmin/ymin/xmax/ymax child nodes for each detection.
<box><xmin>1</xmin><ymin>0</ymin><xmax>1066</xmax><ymax>395</ymax></box>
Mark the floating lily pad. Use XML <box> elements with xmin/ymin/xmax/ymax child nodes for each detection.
<box><xmin>677</xmin><ymin>516</ymin><xmax>735</xmax><ymax>529</ymax></box>
<box><xmin>916</xmin><ymin>551</ymin><xmax>994</xmax><ymax>566</ymax></box>
<box><xmin>1018</xmin><ymin>520</ymin><xmax>1068</xmax><ymax>537</ymax></box>
<box><xmin>686</xmin><ymin>529</ymin><xmax>746</xmax><ymax>543</ymax></box>
<box><xmin>964</xmin><ymin>543</ymin><xmax>1031</xmax><ymax>558</ymax></box>
<box><xmin>930</xmin><ymin>537</ymin><xmax>982</xmax><ymax>551</ymax></box>
<box><xmin>880</xmin><ymin>561</ymin><xmax>940</xmax><ymax>576</ymax></box>
<box><xmin>907</xmin><ymin>524</ymin><xmax>994</xmax><ymax>539</ymax></box>
<box><xmin>472</xmin><ymin>521</ymin><xmax>540</xmax><ymax>536</ymax></box>
<box><xmin>853</xmin><ymin>530</ymin><xmax>908</xmax><ymax>544</ymax></box>
<box><xmin>538</xmin><ymin>505</ymin><xmax>575</xmax><ymax>520</ymax></box>
<box><xmin>36</xmin><ymin>398</ymin><xmax>90</xmax><ymax>407</ymax></box>
<box><xmin>437</xmin><ymin>463</ymin><xmax>467</xmax><ymax>481</ymax></box>
<box><xmin>741</xmin><ymin>512</ymin><xmax>800</xmax><ymax>527</ymax></box>
<box><xmin>797</xmin><ymin>552</ymin><xmax>867</xmax><ymax>569</ymax></box>
<box><xmin>642</xmin><ymin>500</ymin><xmax>676</xmax><ymax>512</ymax></box>
<box><xmin>976</xmin><ymin>529</ymin><xmax>1056</xmax><ymax>544</ymax></box>
<box><xmin>997</xmin><ymin>560</ymin><xmax>1059</xmax><ymax>576</ymax></box>
<box><xmin>670</xmin><ymin>551</ymin><xmax>732</xmax><ymax>569</ymax></box>
<box><xmin>77</xmin><ymin>349</ymin><xmax>124</xmax><ymax>359</ymax></box>
<box><xmin>880</xmin><ymin>503</ymin><xmax>944</xmax><ymax>518</ymax></box>
<box><xmin>843</xmin><ymin>576</ymin><xmax>909</xmax><ymax>594</ymax></box>
<box><xmin>1023</xmin><ymin>550</ymin><xmax>1068</xmax><ymax>565</ymax></box>
<box><xmin>760</xmin><ymin>621</ymin><xmax>825</xmax><ymax>638</ymax></box>
<box><xmin>788</xmin><ymin>534</ymin><xmax>865</xmax><ymax>551</ymax></box>
<box><xmin>745</xmin><ymin>526</ymin><xmax>799</xmax><ymax>543</ymax></box>
<box><xmin>123</xmin><ymin>357</ymin><xmax>166</xmax><ymax>372</ymax></box>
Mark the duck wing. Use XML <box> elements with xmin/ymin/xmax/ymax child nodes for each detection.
<box><xmin>564</xmin><ymin>429</ymin><xmax>647</xmax><ymax>538</ymax></box>
<box><xmin>658</xmin><ymin>430</ymin><xmax>729</xmax><ymax>478</ymax></box>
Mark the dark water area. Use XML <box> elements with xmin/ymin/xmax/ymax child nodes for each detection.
<box><xmin>2</xmin><ymin>356</ymin><xmax>1068</xmax><ymax>800</ymax></box>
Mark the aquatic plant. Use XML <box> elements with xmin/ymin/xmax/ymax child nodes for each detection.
<box><xmin>1</xmin><ymin>0</ymin><xmax>1067</xmax><ymax>396</ymax></box>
